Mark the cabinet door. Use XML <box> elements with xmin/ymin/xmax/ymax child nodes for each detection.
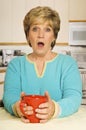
<box><xmin>54</xmin><ymin>0</ymin><xmax>69</xmax><ymax>42</ymax></box>
<box><xmin>80</xmin><ymin>71</ymin><xmax>86</xmax><ymax>105</ymax></box>
<box><xmin>69</xmin><ymin>0</ymin><xmax>86</xmax><ymax>20</ymax></box>
<box><xmin>0</xmin><ymin>69</ymin><xmax>5</xmax><ymax>99</ymax></box>
<box><xmin>11</xmin><ymin>0</ymin><xmax>26</xmax><ymax>42</ymax></box>
<box><xmin>0</xmin><ymin>0</ymin><xmax>26</xmax><ymax>42</ymax></box>
<box><xmin>0</xmin><ymin>0</ymin><xmax>69</xmax><ymax>43</ymax></box>
<box><xmin>0</xmin><ymin>0</ymin><xmax>12</xmax><ymax>42</ymax></box>
<box><xmin>0</xmin><ymin>84</ymin><xmax>4</xmax><ymax>99</ymax></box>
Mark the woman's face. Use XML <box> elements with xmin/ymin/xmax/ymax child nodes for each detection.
<box><xmin>27</xmin><ymin>21</ymin><xmax>55</xmax><ymax>56</ymax></box>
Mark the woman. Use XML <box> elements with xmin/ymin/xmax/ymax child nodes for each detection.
<box><xmin>3</xmin><ymin>6</ymin><xmax>82</xmax><ymax>123</ymax></box>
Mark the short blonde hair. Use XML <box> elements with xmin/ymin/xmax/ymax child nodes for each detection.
<box><xmin>23</xmin><ymin>6</ymin><xmax>60</xmax><ymax>48</ymax></box>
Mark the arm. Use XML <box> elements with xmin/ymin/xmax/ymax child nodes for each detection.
<box><xmin>3</xmin><ymin>57</ymin><xmax>35</xmax><ymax>122</ymax></box>
<box><xmin>3</xmin><ymin>57</ymin><xmax>21</xmax><ymax>115</ymax></box>
<box><xmin>58</xmin><ymin>56</ymin><xmax>82</xmax><ymax>118</ymax></box>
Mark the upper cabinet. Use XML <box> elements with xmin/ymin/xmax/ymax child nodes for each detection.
<box><xmin>0</xmin><ymin>0</ymin><xmax>69</xmax><ymax>43</ymax></box>
<box><xmin>54</xmin><ymin>0</ymin><xmax>69</xmax><ymax>43</ymax></box>
<box><xmin>1</xmin><ymin>0</ymin><xmax>86</xmax><ymax>43</ymax></box>
<box><xmin>0</xmin><ymin>0</ymin><xmax>26</xmax><ymax>42</ymax></box>
<box><xmin>0</xmin><ymin>0</ymin><xmax>12</xmax><ymax>42</ymax></box>
<box><xmin>69</xmin><ymin>0</ymin><xmax>86</xmax><ymax>21</ymax></box>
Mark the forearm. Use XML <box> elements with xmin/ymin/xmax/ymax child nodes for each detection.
<box><xmin>3</xmin><ymin>96</ymin><xmax>15</xmax><ymax>115</ymax></box>
<box><xmin>57</xmin><ymin>94</ymin><xmax>82</xmax><ymax>118</ymax></box>
<box><xmin>3</xmin><ymin>92</ymin><xmax>20</xmax><ymax>115</ymax></box>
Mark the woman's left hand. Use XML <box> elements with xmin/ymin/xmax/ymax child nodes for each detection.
<box><xmin>35</xmin><ymin>91</ymin><xmax>55</xmax><ymax>123</ymax></box>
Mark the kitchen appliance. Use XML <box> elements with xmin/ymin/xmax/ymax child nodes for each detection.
<box><xmin>80</xmin><ymin>70</ymin><xmax>86</xmax><ymax>105</ymax></box>
<box><xmin>70</xmin><ymin>51</ymin><xmax>86</xmax><ymax>69</ymax></box>
<box><xmin>69</xmin><ymin>22</ymin><xmax>86</xmax><ymax>46</ymax></box>
<box><xmin>2</xmin><ymin>49</ymin><xmax>14</xmax><ymax>66</ymax></box>
<box><xmin>70</xmin><ymin>50</ymin><xmax>86</xmax><ymax>105</ymax></box>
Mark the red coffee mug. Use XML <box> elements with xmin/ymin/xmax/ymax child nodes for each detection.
<box><xmin>20</xmin><ymin>95</ymin><xmax>48</xmax><ymax>123</ymax></box>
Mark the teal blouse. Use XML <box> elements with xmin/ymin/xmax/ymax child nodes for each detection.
<box><xmin>3</xmin><ymin>54</ymin><xmax>82</xmax><ymax>118</ymax></box>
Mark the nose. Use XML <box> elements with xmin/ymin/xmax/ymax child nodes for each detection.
<box><xmin>38</xmin><ymin>29</ymin><xmax>44</xmax><ymax>38</ymax></box>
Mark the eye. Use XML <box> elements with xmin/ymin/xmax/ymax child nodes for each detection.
<box><xmin>32</xmin><ymin>27</ymin><xmax>38</xmax><ymax>32</ymax></box>
<box><xmin>45</xmin><ymin>27</ymin><xmax>51</xmax><ymax>32</ymax></box>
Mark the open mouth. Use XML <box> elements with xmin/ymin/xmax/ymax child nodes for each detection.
<box><xmin>37</xmin><ymin>42</ymin><xmax>44</xmax><ymax>47</ymax></box>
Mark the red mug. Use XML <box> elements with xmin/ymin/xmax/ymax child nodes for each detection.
<box><xmin>20</xmin><ymin>95</ymin><xmax>48</xmax><ymax>123</ymax></box>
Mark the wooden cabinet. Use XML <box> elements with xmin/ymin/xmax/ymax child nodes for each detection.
<box><xmin>0</xmin><ymin>84</ymin><xmax>4</xmax><ymax>99</ymax></box>
<box><xmin>0</xmin><ymin>0</ymin><xmax>69</xmax><ymax>43</ymax></box>
<box><xmin>54</xmin><ymin>0</ymin><xmax>69</xmax><ymax>42</ymax></box>
<box><xmin>0</xmin><ymin>0</ymin><xmax>86</xmax><ymax>44</ymax></box>
<box><xmin>69</xmin><ymin>0</ymin><xmax>86</xmax><ymax>20</ymax></box>
<box><xmin>0</xmin><ymin>0</ymin><xmax>26</xmax><ymax>42</ymax></box>
<box><xmin>0</xmin><ymin>0</ymin><xmax>12</xmax><ymax>42</ymax></box>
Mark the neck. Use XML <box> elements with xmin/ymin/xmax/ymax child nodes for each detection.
<box><xmin>29</xmin><ymin>51</ymin><xmax>57</xmax><ymax>62</ymax></box>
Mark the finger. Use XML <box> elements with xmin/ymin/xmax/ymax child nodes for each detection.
<box><xmin>23</xmin><ymin>104</ymin><xmax>33</xmax><ymax>111</ymax></box>
<box><xmin>16</xmin><ymin>101</ymin><xmax>24</xmax><ymax>117</ymax></box>
<box><xmin>39</xmin><ymin>102</ymin><xmax>49</xmax><ymax>108</ymax></box>
<box><xmin>20</xmin><ymin>104</ymin><xmax>33</xmax><ymax>115</ymax></box>
<box><xmin>24</xmin><ymin>107</ymin><xmax>33</xmax><ymax>115</ymax></box>
<box><xmin>21</xmin><ymin>116</ymin><xmax>30</xmax><ymax>123</ymax></box>
<box><xmin>25</xmin><ymin>110</ymin><xmax>33</xmax><ymax>115</ymax></box>
<box><xmin>40</xmin><ymin>119</ymin><xmax>48</xmax><ymax>123</ymax></box>
<box><xmin>44</xmin><ymin>91</ymin><xmax>51</xmax><ymax>101</ymax></box>
<box><xmin>36</xmin><ymin>113</ymin><xmax>48</xmax><ymax>120</ymax></box>
<box><xmin>20</xmin><ymin>92</ymin><xmax>26</xmax><ymax>99</ymax></box>
<box><xmin>35</xmin><ymin>108</ymin><xmax>48</xmax><ymax>114</ymax></box>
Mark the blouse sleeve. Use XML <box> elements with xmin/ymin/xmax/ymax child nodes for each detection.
<box><xmin>57</xmin><ymin>56</ymin><xmax>82</xmax><ymax>118</ymax></box>
<box><xmin>3</xmin><ymin>57</ymin><xmax>21</xmax><ymax>115</ymax></box>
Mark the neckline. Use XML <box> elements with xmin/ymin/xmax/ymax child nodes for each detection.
<box><xmin>25</xmin><ymin>54</ymin><xmax>59</xmax><ymax>78</ymax></box>
<box><xmin>26</xmin><ymin>53</ymin><xmax>58</xmax><ymax>64</ymax></box>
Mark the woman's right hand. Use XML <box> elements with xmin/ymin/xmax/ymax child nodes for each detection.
<box><xmin>13</xmin><ymin>92</ymin><xmax>33</xmax><ymax>123</ymax></box>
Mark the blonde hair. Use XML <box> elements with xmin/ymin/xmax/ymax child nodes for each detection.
<box><xmin>23</xmin><ymin>6</ymin><xmax>60</xmax><ymax>49</ymax></box>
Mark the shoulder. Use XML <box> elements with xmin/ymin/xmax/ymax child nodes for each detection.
<box><xmin>9</xmin><ymin>55</ymin><xmax>26</xmax><ymax>64</ymax></box>
<box><xmin>57</xmin><ymin>54</ymin><xmax>78</xmax><ymax>71</ymax></box>
<box><xmin>7</xmin><ymin>55</ymin><xmax>26</xmax><ymax>71</ymax></box>
<box><xmin>58</xmin><ymin>54</ymin><xmax>77</xmax><ymax>64</ymax></box>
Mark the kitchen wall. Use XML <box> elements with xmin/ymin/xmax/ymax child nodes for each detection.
<box><xmin>0</xmin><ymin>0</ymin><xmax>86</xmax><ymax>101</ymax></box>
<box><xmin>0</xmin><ymin>0</ymin><xmax>86</xmax><ymax>51</ymax></box>
<box><xmin>0</xmin><ymin>0</ymin><xmax>69</xmax><ymax>43</ymax></box>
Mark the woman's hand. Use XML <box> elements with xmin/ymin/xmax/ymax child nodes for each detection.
<box><xmin>13</xmin><ymin>92</ymin><xmax>33</xmax><ymax>123</ymax></box>
<box><xmin>13</xmin><ymin>91</ymin><xmax>58</xmax><ymax>123</ymax></box>
<box><xmin>35</xmin><ymin>91</ymin><xmax>55</xmax><ymax>123</ymax></box>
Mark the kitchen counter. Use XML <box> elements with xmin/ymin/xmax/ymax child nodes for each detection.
<box><xmin>0</xmin><ymin>105</ymin><xmax>86</xmax><ymax>130</ymax></box>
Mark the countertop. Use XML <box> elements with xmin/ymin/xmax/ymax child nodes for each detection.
<box><xmin>0</xmin><ymin>105</ymin><xmax>86</xmax><ymax>130</ymax></box>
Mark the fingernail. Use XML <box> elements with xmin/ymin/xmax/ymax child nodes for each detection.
<box><xmin>35</xmin><ymin>109</ymin><xmax>37</xmax><ymax>112</ymax></box>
